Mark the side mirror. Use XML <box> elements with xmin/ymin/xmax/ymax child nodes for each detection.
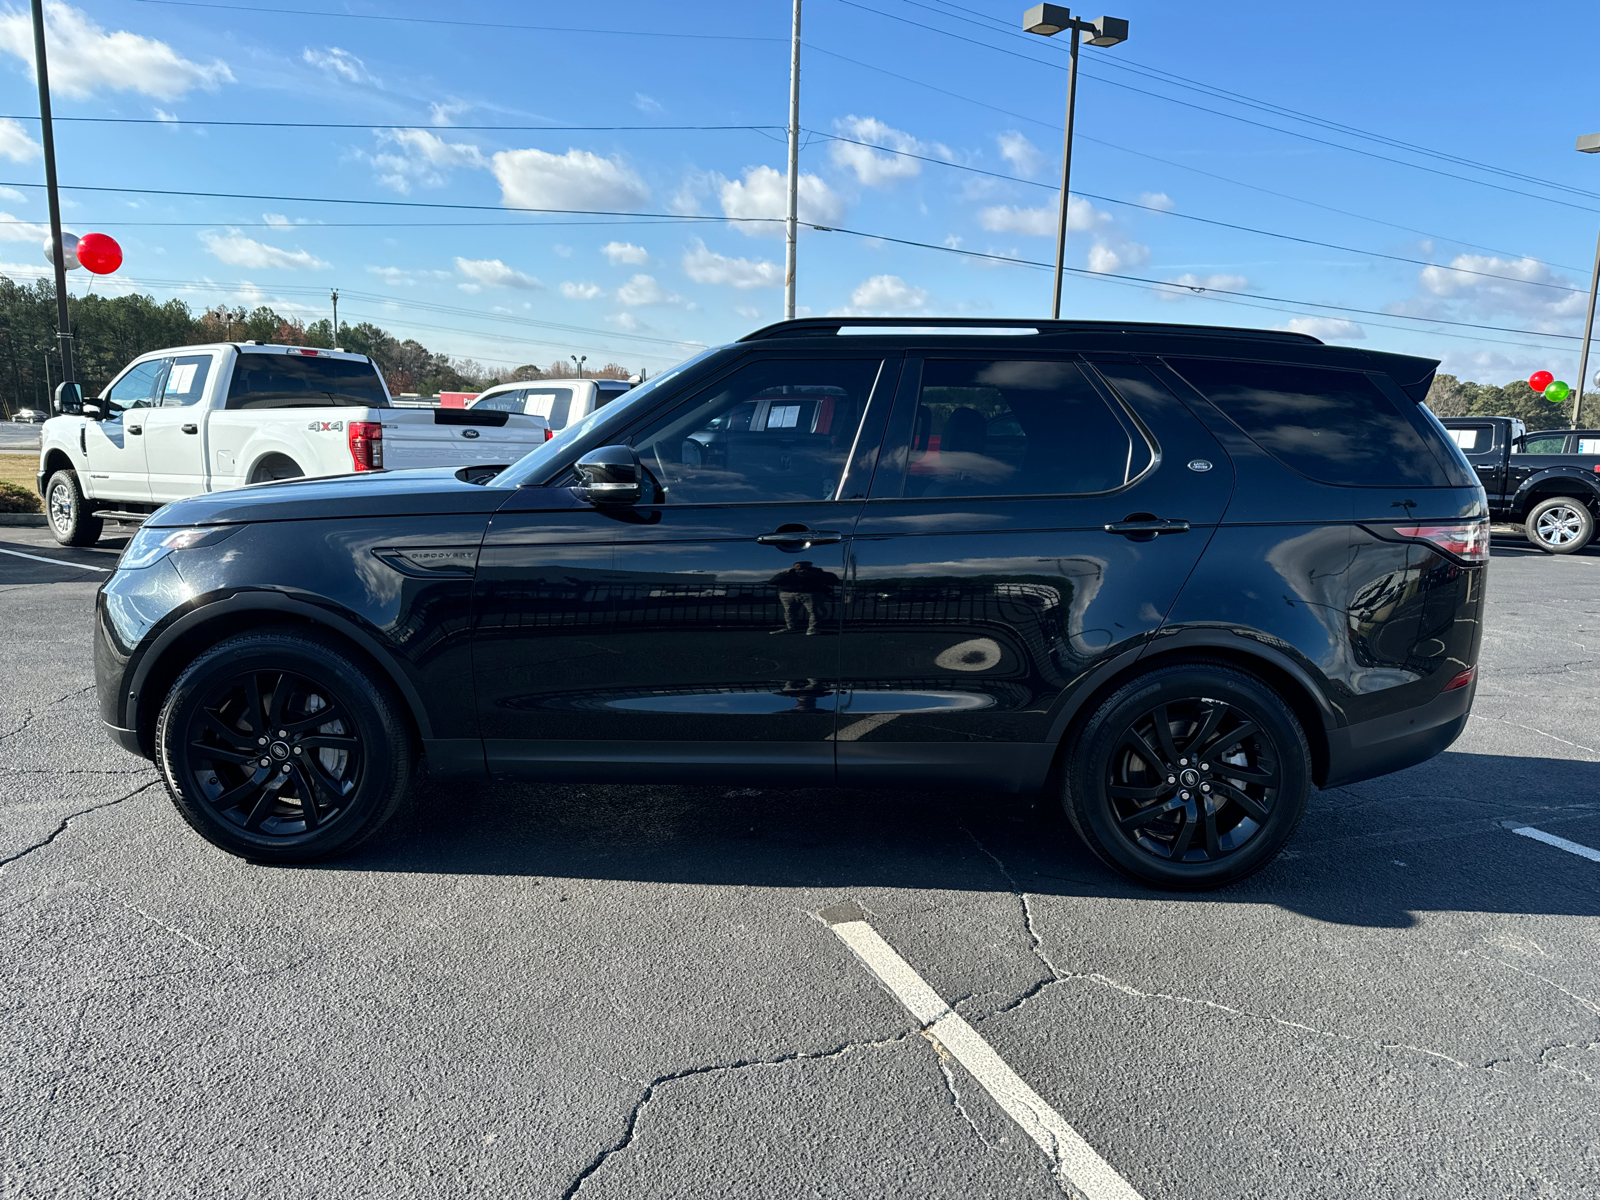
<box><xmin>575</xmin><ymin>444</ymin><xmax>642</xmax><ymax>505</ymax></box>
<box><xmin>53</xmin><ymin>381</ymin><xmax>84</xmax><ymax>416</ymax></box>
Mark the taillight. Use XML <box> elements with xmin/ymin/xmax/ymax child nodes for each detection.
<box><xmin>544</xmin><ymin>426</ymin><xmax>555</xmax><ymax>441</ymax></box>
<box><xmin>1366</xmin><ymin>520</ymin><xmax>1489</xmax><ymax>565</ymax></box>
<box><xmin>348</xmin><ymin>421</ymin><xmax>383</xmax><ymax>471</ymax></box>
<box><xmin>1442</xmin><ymin>665</ymin><xmax>1477</xmax><ymax>691</ymax></box>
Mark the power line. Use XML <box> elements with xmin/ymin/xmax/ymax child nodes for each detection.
<box><xmin>0</xmin><ymin>114</ymin><xmax>781</xmax><ymax>132</ymax></box>
<box><xmin>809</xmin><ymin>131</ymin><xmax>1588</xmax><ymax>294</ymax></box>
<box><xmin>830</xmin><ymin>0</ymin><xmax>1600</xmax><ymax>213</ymax></box>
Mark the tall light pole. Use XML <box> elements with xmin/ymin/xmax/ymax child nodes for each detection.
<box><xmin>331</xmin><ymin>288</ymin><xmax>340</xmax><ymax>345</ymax></box>
<box><xmin>1023</xmin><ymin>5</ymin><xmax>1129</xmax><ymax>320</ymax></box>
<box><xmin>784</xmin><ymin>0</ymin><xmax>802</xmax><ymax>320</ymax></box>
<box><xmin>30</xmin><ymin>0</ymin><xmax>72</xmax><ymax>384</ymax></box>
<box><xmin>570</xmin><ymin>354</ymin><xmax>586</xmax><ymax>379</ymax></box>
<box><xmin>1573</xmin><ymin>132</ymin><xmax>1600</xmax><ymax>429</ymax></box>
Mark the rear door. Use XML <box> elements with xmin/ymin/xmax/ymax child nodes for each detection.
<box><xmin>141</xmin><ymin>352</ymin><xmax>216</xmax><ymax>504</ymax></box>
<box><xmin>1446</xmin><ymin>420</ymin><xmax>1504</xmax><ymax>498</ymax></box>
<box><xmin>84</xmin><ymin>358</ymin><xmax>163</xmax><ymax>503</ymax></box>
<box><xmin>835</xmin><ymin>353</ymin><xmax>1234</xmax><ymax>790</ymax></box>
<box><xmin>1508</xmin><ymin>430</ymin><xmax>1571</xmax><ymax>495</ymax></box>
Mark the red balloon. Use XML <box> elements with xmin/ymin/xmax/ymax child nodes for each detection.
<box><xmin>1529</xmin><ymin>370</ymin><xmax>1554</xmax><ymax>392</ymax></box>
<box><xmin>75</xmin><ymin>232</ymin><xmax>122</xmax><ymax>275</ymax></box>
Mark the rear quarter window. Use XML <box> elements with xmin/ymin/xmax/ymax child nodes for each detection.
<box><xmin>1168</xmin><ymin>358</ymin><xmax>1449</xmax><ymax>487</ymax></box>
<box><xmin>1517</xmin><ymin>434</ymin><xmax>1569</xmax><ymax>455</ymax></box>
<box><xmin>226</xmin><ymin>353</ymin><xmax>390</xmax><ymax>410</ymax></box>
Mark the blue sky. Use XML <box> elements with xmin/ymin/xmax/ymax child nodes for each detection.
<box><xmin>0</xmin><ymin>0</ymin><xmax>1596</xmax><ymax>382</ymax></box>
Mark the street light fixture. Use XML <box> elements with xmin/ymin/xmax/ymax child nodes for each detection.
<box><xmin>570</xmin><ymin>354</ymin><xmax>586</xmax><ymax>379</ymax></box>
<box><xmin>1574</xmin><ymin>132</ymin><xmax>1600</xmax><ymax>428</ymax></box>
<box><xmin>1023</xmin><ymin>4</ymin><xmax>1129</xmax><ymax>319</ymax></box>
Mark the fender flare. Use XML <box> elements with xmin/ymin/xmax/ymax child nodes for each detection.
<box><xmin>124</xmin><ymin>589</ymin><xmax>435</xmax><ymax>747</ymax></box>
<box><xmin>1510</xmin><ymin>468</ymin><xmax>1600</xmax><ymax>516</ymax></box>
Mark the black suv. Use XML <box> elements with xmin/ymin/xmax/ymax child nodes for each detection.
<box><xmin>95</xmin><ymin>318</ymin><xmax>1487</xmax><ymax>888</ymax></box>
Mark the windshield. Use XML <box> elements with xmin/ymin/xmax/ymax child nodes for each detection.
<box><xmin>489</xmin><ymin>347</ymin><xmax>723</xmax><ymax>487</ymax></box>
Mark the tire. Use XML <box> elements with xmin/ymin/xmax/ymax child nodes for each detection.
<box><xmin>156</xmin><ymin>629</ymin><xmax>414</xmax><ymax>863</ymax></box>
<box><xmin>1525</xmin><ymin>496</ymin><xmax>1594</xmax><ymax>554</ymax></box>
<box><xmin>1062</xmin><ymin>664</ymin><xmax>1311</xmax><ymax>890</ymax></box>
<box><xmin>44</xmin><ymin>468</ymin><xmax>103</xmax><ymax>546</ymax></box>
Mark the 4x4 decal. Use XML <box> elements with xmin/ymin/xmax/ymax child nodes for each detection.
<box><xmin>307</xmin><ymin>420</ymin><xmax>345</xmax><ymax>432</ymax></box>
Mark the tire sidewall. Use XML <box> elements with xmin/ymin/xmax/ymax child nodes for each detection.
<box><xmin>157</xmin><ymin>634</ymin><xmax>409</xmax><ymax>862</ymax></box>
<box><xmin>1067</xmin><ymin>666</ymin><xmax>1310</xmax><ymax>890</ymax></box>
<box><xmin>1527</xmin><ymin>498</ymin><xmax>1594</xmax><ymax>554</ymax></box>
<box><xmin>45</xmin><ymin>470</ymin><xmax>99</xmax><ymax>546</ymax></box>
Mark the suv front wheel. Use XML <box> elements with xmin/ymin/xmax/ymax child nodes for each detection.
<box><xmin>1063</xmin><ymin>664</ymin><xmax>1311</xmax><ymax>890</ymax></box>
<box><xmin>156</xmin><ymin>630</ymin><xmax>415</xmax><ymax>862</ymax></box>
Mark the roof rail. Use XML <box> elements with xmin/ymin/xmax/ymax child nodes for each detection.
<box><xmin>738</xmin><ymin>316</ymin><xmax>1322</xmax><ymax>345</ymax></box>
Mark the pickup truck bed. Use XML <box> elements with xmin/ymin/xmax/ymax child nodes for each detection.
<box><xmin>1442</xmin><ymin>416</ymin><xmax>1600</xmax><ymax>553</ymax></box>
<box><xmin>37</xmin><ymin>342</ymin><xmax>546</xmax><ymax>545</ymax></box>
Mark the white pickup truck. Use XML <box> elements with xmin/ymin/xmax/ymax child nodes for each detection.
<box><xmin>36</xmin><ymin>342</ymin><xmax>548</xmax><ymax>545</ymax></box>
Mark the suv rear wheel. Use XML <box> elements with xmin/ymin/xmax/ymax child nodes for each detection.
<box><xmin>156</xmin><ymin>630</ymin><xmax>414</xmax><ymax>862</ymax></box>
<box><xmin>1525</xmin><ymin>496</ymin><xmax>1594</xmax><ymax>554</ymax></box>
<box><xmin>1063</xmin><ymin>664</ymin><xmax>1311</xmax><ymax>890</ymax></box>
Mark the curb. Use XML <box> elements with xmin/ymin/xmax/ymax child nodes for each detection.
<box><xmin>0</xmin><ymin>513</ymin><xmax>46</xmax><ymax>526</ymax></box>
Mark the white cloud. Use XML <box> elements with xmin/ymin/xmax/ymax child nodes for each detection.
<box><xmin>263</xmin><ymin>213</ymin><xmax>291</xmax><ymax>229</ymax></box>
<box><xmin>367</xmin><ymin>265</ymin><xmax>416</xmax><ymax>286</ymax></box>
<box><xmin>829</xmin><ymin>115</ymin><xmax>938</xmax><ymax>188</ymax></box>
<box><xmin>835</xmin><ymin>274</ymin><xmax>929</xmax><ymax>315</ymax></box>
<box><xmin>1156</xmin><ymin>272</ymin><xmax>1249</xmax><ymax>300</ymax></box>
<box><xmin>560</xmin><ymin>281</ymin><xmax>603</xmax><ymax>299</ymax></box>
<box><xmin>0</xmin><ymin>3</ymin><xmax>232</xmax><ymax>100</ymax></box>
<box><xmin>681</xmin><ymin>238</ymin><xmax>781</xmax><ymax>289</ymax></box>
<box><xmin>367</xmin><ymin>128</ymin><xmax>485</xmax><ymax>193</ymax></box>
<box><xmin>608</xmin><ymin>311</ymin><xmax>644</xmax><ymax>332</ymax></box>
<box><xmin>0</xmin><ymin>185</ymin><xmax>26</xmax><ymax>202</ymax></box>
<box><xmin>553</xmin><ymin>244</ymin><xmax>574</xmax><ymax>258</ymax></box>
<box><xmin>616</xmin><ymin>273</ymin><xmax>683</xmax><ymax>307</ymax></box>
<box><xmin>201</xmin><ymin>230</ymin><xmax>329</xmax><ymax>270</ymax></box>
<box><xmin>734</xmin><ymin>304</ymin><xmax>762</xmax><ymax>320</ymax></box>
<box><xmin>491</xmin><ymin>148</ymin><xmax>649</xmax><ymax>212</ymax></box>
<box><xmin>153</xmin><ymin>109</ymin><xmax>177</xmax><ymax>124</ymax></box>
<box><xmin>0</xmin><ymin>118</ymin><xmax>38</xmax><ymax>163</ymax></box>
<box><xmin>601</xmin><ymin>241</ymin><xmax>651</xmax><ymax>265</ymax></box>
<box><xmin>0</xmin><ymin>211</ymin><xmax>48</xmax><ymax>242</ymax></box>
<box><xmin>302</xmin><ymin>46</ymin><xmax>374</xmax><ymax>85</ymax></box>
<box><xmin>719</xmin><ymin>165</ymin><xmax>844</xmax><ymax>236</ymax></box>
<box><xmin>1402</xmin><ymin>255</ymin><xmax>1585</xmax><ymax>335</ymax></box>
<box><xmin>1139</xmin><ymin>191</ymin><xmax>1175</xmax><ymax>212</ymax></box>
<box><xmin>1086</xmin><ymin>236</ymin><xmax>1150</xmax><ymax>275</ymax></box>
<box><xmin>1282</xmin><ymin>317</ymin><xmax>1364</xmax><ymax>342</ymax></box>
<box><xmin>978</xmin><ymin>197</ymin><xmax>1107</xmax><ymax>237</ymax></box>
<box><xmin>455</xmin><ymin>257</ymin><xmax>542</xmax><ymax>289</ymax></box>
<box><xmin>429</xmin><ymin>99</ymin><xmax>469</xmax><ymax>126</ymax></box>
<box><xmin>634</xmin><ymin>93</ymin><xmax>663</xmax><ymax>114</ymax></box>
<box><xmin>997</xmin><ymin>131</ymin><xmax>1045</xmax><ymax>179</ymax></box>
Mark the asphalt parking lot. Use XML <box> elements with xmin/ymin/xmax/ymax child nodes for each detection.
<box><xmin>2</xmin><ymin>524</ymin><xmax>1597</xmax><ymax>1199</ymax></box>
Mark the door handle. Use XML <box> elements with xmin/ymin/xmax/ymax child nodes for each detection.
<box><xmin>127</xmin><ymin>425</ymin><xmax>142</xmax><ymax>435</ymax></box>
<box><xmin>1104</xmin><ymin>518</ymin><xmax>1191</xmax><ymax>538</ymax></box>
<box><xmin>756</xmin><ymin>528</ymin><xmax>843</xmax><ymax>546</ymax></box>
<box><xmin>182</xmin><ymin>423</ymin><xmax>198</xmax><ymax>434</ymax></box>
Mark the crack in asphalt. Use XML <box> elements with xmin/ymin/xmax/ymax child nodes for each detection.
<box><xmin>0</xmin><ymin>780</ymin><xmax>160</xmax><ymax>871</ymax></box>
<box><xmin>561</xmin><ymin>1031</ymin><xmax>912</xmax><ymax>1199</ymax></box>
<box><xmin>0</xmin><ymin>683</ymin><xmax>96</xmax><ymax>746</ymax></box>
<box><xmin>1468</xmin><ymin>712</ymin><xmax>1600</xmax><ymax>758</ymax></box>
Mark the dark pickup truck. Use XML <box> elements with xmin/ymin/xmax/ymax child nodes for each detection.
<box><xmin>1441</xmin><ymin>415</ymin><xmax>1600</xmax><ymax>553</ymax></box>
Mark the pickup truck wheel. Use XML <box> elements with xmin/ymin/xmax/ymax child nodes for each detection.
<box><xmin>156</xmin><ymin>630</ymin><xmax>415</xmax><ymax>863</ymax></box>
<box><xmin>44</xmin><ymin>469</ymin><xmax>103</xmax><ymax>546</ymax></box>
<box><xmin>1062</xmin><ymin>664</ymin><xmax>1311</xmax><ymax>891</ymax></box>
<box><xmin>1526</xmin><ymin>497</ymin><xmax>1595</xmax><ymax>554</ymax></box>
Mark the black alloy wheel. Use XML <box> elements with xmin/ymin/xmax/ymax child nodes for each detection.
<box><xmin>157</xmin><ymin>630</ymin><xmax>413</xmax><ymax>862</ymax></box>
<box><xmin>1064</xmin><ymin>664</ymin><xmax>1311</xmax><ymax>890</ymax></box>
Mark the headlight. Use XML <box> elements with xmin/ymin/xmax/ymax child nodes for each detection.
<box><xmin>118</xmin><ymin>524</ymin><xmax>241</xmax><ymax>570</ymax></box>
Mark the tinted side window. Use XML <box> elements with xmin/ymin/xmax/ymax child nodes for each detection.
<box><xmin>1448</xmin><ymin>424</ymin><xmax>1493</xmax><ymax>453</ymax></box>
<box><xmin>633</xmin><ymin>359</ymin><xmax>882</xmax><ymax>504</ymax></box>
<box><xmin>226</xmin><ymin>354</ymin><xmax>389</xmax><ymax>410</ymax></box>
<box><xmin>1518</xmin><ymin>434</ymin><xmax>1568</xmax><ymax>455</ymax></box>
<box><xmin>161</xmin><ymin>354</ymin><xmax>213</xmax><ymax>407</ymax></box>
<box><xmin>523</xmin><ymin>387</ymin><xmax>574</xmax><ymax>429</ymax></box>
<box><xmin>1170</xmin><ymin>358</ymin><xmax>1444</xmax><ymax>487</ymax></box>
<box><xmin>887</xmin><ymin>359</ymin><xmax>1146</xmax><ymax>498</ymax></box>
<box><xmin>473</xmin><ymin>389</ymin><xmax>526</xmax><ymax>413</ymax></box>
<box><xmin>108</xmin><ymin>360</ymin><xmax>164</xmax><ymax>412</ymax></box>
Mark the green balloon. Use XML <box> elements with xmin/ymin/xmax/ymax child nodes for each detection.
<box><xmin>1546</xmin><ymin>380</ymin><xmax>1571</xmax><ymax>402</ymax></box>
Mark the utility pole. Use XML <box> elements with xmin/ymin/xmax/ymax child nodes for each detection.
<box><xmin>1575</xmin><ymin>228</ymin><xmax>1599</xmax><ymax>429</ymax></box>
<box><xmin>30</xmin><ymin>0</ymin><xmax>71</xmax><ymax>383</ymax></box>
<box><xmin>331</xmin><ymin>288</ymin><xmax>339</xmax><ymax>345</ymax></box>
<box><xmin>784</xmin><ymin>0</ymin><xmax>802</xmax><ymax>320</ymax></box>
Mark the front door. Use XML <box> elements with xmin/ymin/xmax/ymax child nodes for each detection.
<box><xmin>836</xmin><ymin>354</ymin><xmax>1235</xmax><ymax>789</ymax></box>
<box><xmin>142</xmin><ymin>353</ymin><xmax>215</xmax><ymax>503</ymax></box>
<box><xmin>83</xmin><ymin>358</ymin><xmax>164</xmax><ymax>504</ymax></box>
<box><xmin>473</xmin><ymin>354</ymin><xmax>895</xmax><ymax>783</ymax></box>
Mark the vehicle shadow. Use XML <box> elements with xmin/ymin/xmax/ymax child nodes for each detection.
<box><xmin>0</xmin><ymin>535</ymin><xmax>130</xmax><ymax>585</ymax></box>
<box><xmin>328</xmin><ymin>750</ymin><xmax>1600</xmax><ymax>929</ymax></box>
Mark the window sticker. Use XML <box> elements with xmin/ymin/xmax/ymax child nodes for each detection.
<box><xmin>166</xmin><ymin>363</ymin><xmax>198</xmax><ymax>394</ymax></box>
<box><xmin>767</xmin><ymin>404</ymin><xmax>802</xmax><ymax>429</ymax></box>
<box><xmin>1580</xmin><ymin>439</ymin><xmax>1600</xmax><ymax>455</ymax></box>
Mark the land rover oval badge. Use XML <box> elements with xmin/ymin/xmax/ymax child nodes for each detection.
<box><xmin>1187</xmin><ymin>459</ymin><xmax>1213</xmax><ymax>472</ymax></box>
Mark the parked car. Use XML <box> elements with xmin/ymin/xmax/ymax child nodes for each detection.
<box><xmin>1440</xmin><ymin>415</ymin><xmax>1600</xmax><ymax>553</ymax></box>
<box><xmin>11</xmin><ymin>407</ymin><xmax>46</xmax><ymax>423</ymax></box>
<box><xmin>35</xmin><ymin>343</ymin><xmax>550</xmax><ymax>546</ymax></box>
<box><xmin>98</xmin><ymin>318</ymin><xmax>1485</xmax><ymax>889</ymax></box>
<box><xmin>467</xmin><ymin>377</ymin><xmax>631</xmax><ymax>438</ymax></box>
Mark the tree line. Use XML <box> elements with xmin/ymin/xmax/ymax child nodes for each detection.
<box><xmin>1424</xmin><ymin>374</ymin><xmax>1596</xmax><ymax>431</ymax></box>
<box><xmin>0</xmin><ymin>276</ymin><xmax>632</xmax><ymax>416</ymax></box>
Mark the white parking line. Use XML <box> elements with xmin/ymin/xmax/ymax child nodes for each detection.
<box><xmin>1510</xmin><ymin>825</ymin><xmax>1600</xmax><ymax>863</ymax></box>
<box><xmin>0</xmin><ymin>546</ymin><xmax>109</xmax><ymax>572</ymax></box>
<box><xmin>820</xmin><ymin>902</ymin><xmax>1146</xmax><ymax>1200</ymax></box>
